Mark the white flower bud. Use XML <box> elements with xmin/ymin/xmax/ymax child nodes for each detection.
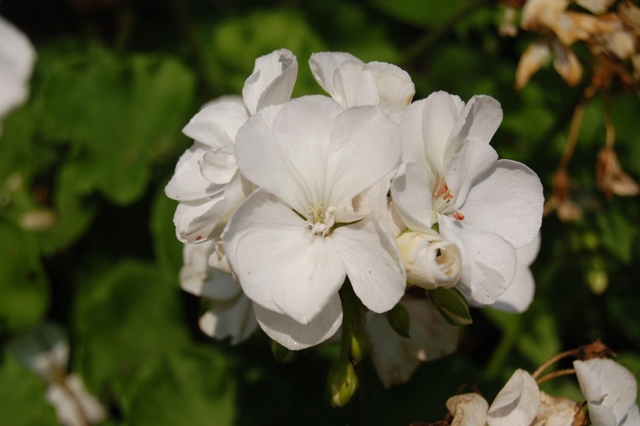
<box><xmin>396</xmin><ymin>230</ymin><xmax>461</xmax><ymax>289</ymax></box>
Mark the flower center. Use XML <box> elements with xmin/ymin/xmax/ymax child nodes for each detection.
<box><xmin>307</xmin><ymin>206</ymin><xmax>337</xmax><ymax>237</ymax></box>
<box><xmin>432</xmin><ymin>182</ymin><xmax>464</xmax><ymax>223</ymax></box>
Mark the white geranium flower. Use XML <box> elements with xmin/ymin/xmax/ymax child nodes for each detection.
<box><xmin>366</xmin><ymin>294</ymin><xmax>458</xmax><ymax>388</ymax></box>
<box><xmin>391</xmin><ymin>91</ymin><xmax>544</xmax><ymax>304</ymax></box>
<box><xmin>180</xmin><ymin>241</ymin><xmax>258</xmax><ymax>344</ymax></box>
<box><xmin>309</xmin><ymin>51</ymin><xmax>414</xmax><ymax>120</ymax></box>
<box><xmin>574</xmin><ymin>358</ymin><xmax>639</xmax><ymax>426</ymax></box>
<box><xmin>0</xmin><ymin>15</ymin><xmax>36</xmax><ymax>131</ymax></box>
<box><xmin>165</xmin><ymin>48</ymin><xmax>298</xmax><ymax>243</ymax></box>
<box><xmin>223</xmin><ymin>95</ymin><xmax>406</xmax><ymax>350</ymax></box>
<box><xmin>487</xmin><ymin>369</ymin><xmax>541</xmax><ymax>426</ymax></box>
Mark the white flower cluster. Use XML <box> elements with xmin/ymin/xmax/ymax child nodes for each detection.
<box><xmin>447</xmin><ymin>358</ymin><xmax>639</xmax><ymax>426</ymax></box>
<box><xmin>167</xmin><ymin>49</ymin><xmax>544</xmax><ymax>352</ymax></box>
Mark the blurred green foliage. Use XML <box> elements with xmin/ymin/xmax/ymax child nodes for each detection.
<box><xmin>0</xmin><ymin>0</ymin><xmax>638</xmax><ymax>424</ymax></box>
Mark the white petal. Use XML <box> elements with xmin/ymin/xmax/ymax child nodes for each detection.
<box><xmin>253</xmin><ymin>297</ymin><xmax>343</xmax><ymax>350</ymax></box>
<box><xmin>199</xmin><ymin>294</ymin><xmax>259</xmax><ymax>345</ymax></box>
<box><xmin>223</xmin><ymin>189</ymin><xmax>347</xmax><ymax>320</ymax></box>
<box><xmin>366</xmin><ymin>310</ymin><xmax>421</xmax><ymax>388</ymax></box>
<box><xmin>325</xmin><ymin>105</ymin><xmax>402</xmax><ymax>207</ymax></box>
<box><xmin>332</xmin><ymin>61</ymin><xmax>380</xmax><ymax>108</ymax></box>
<box><xmin>446</xmin><ymin>95</ymin><xmax>503</xmax><ymax>160</ymax></box>
<box><xmin>200</xmin><ymin>145</ymin><xmax>237</xmax><ymax>185</ymax></box>
<box><xmin>589</xmin><ymin>405</ymin><xmax>619</xmax><ymax>426</ymax></box>
<box><xmin>487</xmin><ymin>369</ymin><xmax>541</xmax><ymax>426</ymax></box>
<box><xmin>367</xmin><ymin>295</ymin><xmax>458</xmax><ymax>388</ymax></box>
<box><xmin>165</xmin><ymin>142</ymin><xmax>223</xmax><ymax>201</ymax></box>
<box><xmin>182</xmin><ymin>98</ymin><xmax>249</xmax><ymax>148</ymax></box>
<box><xmin>173</xmin><ymin>197</ymin><xmax>227</xmax><ymax>243</ymax></box>
<box><xmin>441</xmin><ymin>216</ymin><xmax>517</xmax><ymax>304</ymax></box>
<box><xmin>620</xmin><ymin>404</ymin><xmax>640</xmax><ymax>426</ymax></box>
<box><xmin>490</xmin><ymin>233</ymin><xmax>540</xmax><ymax>313</ymax></box>
<box><xmin>180</xmin><ymin>241</ymin><xmax>240</xmax><ymax>300</ymax></box>
<box><xmin>234</xmin><ymin>96</ymin><xmax>341</xmax><ymax>212</ymax></box>
<box><xmin>309</xmin><ymin>51</ymin><xmax>362</xmax><ymax>98</ymax></box>
<box><xmin>445</xmin><ymin>140</ymin><xmax>499</xmax><ymax>208</ymax></box>
<box><xmin>399</xmin><ymin>99</ymin><xmax>429</xmax><ymax>169</ymax></box>
<box><xmin>574</xmin><ymin>358</ymin><xmax>638</xmax><ymax>425</ymax></box>
<box><xmin>447</xmin><ymin>393</ymin><xmax>489</xmax><ymax>426</ymax></box>
<box><xmin>0</xmin><ymin>16</ymin><xmax>35</xmax><ymax>118</ymax></box>
<box><xmin>332</xmin><ymin>217</ymin><xmax>406</xmax><ymax>313</ymax></box>
<box><xmin>459</xmin><ymin>159</ymin><xmax>544</xmax><ymax>249</ymax></box>
<box><xmin>270</xmin><ymin>236</ymin><xmax>347</xmax><ymax>324</ymax></box>
<box><xmin>365</xmin><ymin>61</ymin><xmax>415</xmax><ymax>113</ymax></box>
<box><xmin>243</xmin><ymin>48</ymin><xmax>298</xmax><ymax>115</ymax></box>
<box><xmin>404</xmin><ymin>296</ymin><xmax>459</xmax><ymax>361</ymax></box>
<box><xmin>420</xmin><ymin>91</ymin><xmax>465</xmax><ymax>174</ymax></box>
<box><xmin>388</xmin><ymin>163</ymin><xmax>433</xmax><ymax>233</ymax></box>
<box><xmin>46</xmin><ymin>375</ymin><xmax>106</xmax><ymax>426</ymax></box>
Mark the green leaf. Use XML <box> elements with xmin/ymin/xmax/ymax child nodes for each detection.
<box><xmin>428</xmin><ymin>287</ymin><xmax>473</xmax><ymax>326</ymax></box>
<box><xmin>0</xmin><ymin>105</ymin><xmax>54</xmax><ymax>184</ymax></box>
<box><xmin>386</xmin><ymin>303</ymin><xmax>411</xmax><ymax>338</ymax></box>
<box><xmin>0</xmin><ymin>352</ymin><xmax>57</xmax><ymax>425</ymax></box>
<box><xmin>125</xmin><ymin>348</ymin><xmax>236</xmax><ymax>425</ymax></box>
<box><xmin>596</xmin><ymin>209</ymin><xmax>636</xmax><ymax>265</ymax></box>
<box><xmin>37</xmin><ymin>44</ymin><xmax>195</xmax><ymax>205</ymax></box>
<box><xmin>0</xmin><ymin>220</ymin><xmax>50</xmax><ymax>332</ymax></box>
<box><xmin>150</xmin><ymin>182</ymin><xmax>183</xmax><ymax>282</ymax></box>
<box><xmin>370</xmin><ymin>0</ymin><xmax>471</xmax><ymax>26</ymax></box>
<box><xmin>38</xmin><ymin>159</ymin><xmax>98</xmax><ymax>255</ymax></box>
<box><xmin>73</xmin><ymin>260</ymin><xmax>190</xmax><ymax>396</ymax></box>
<box><xmin>517</xmin><ymin>310</ymin><xmax>561</xmax><ymax>368</ymax></box>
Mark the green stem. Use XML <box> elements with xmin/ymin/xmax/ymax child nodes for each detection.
<box><xmin>484</xmin><ymin>314</ymin><xmax>522</xmax><ymax>379</ymax></box>
<box><xmin>400</xmin><ymin>0</ymin><xmax>492</xmax><ymax>67</ymax></box>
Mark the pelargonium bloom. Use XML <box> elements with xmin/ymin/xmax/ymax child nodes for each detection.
<box><xmin>223</xmin><ymin>95</ymin><xmax>406</xmax><ymax>350</ymax></box>
<box><xmin>165</xmin><ymin>48</ymin><xmax>297</xmax><ymax>243</ymax></box>
<box><xmin>391</xmin><ymin>91</ymin><xmax>544</xmax><ymax>304</ymax></box>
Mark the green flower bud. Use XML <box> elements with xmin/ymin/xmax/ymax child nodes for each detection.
<box><xmin>327</xmin><ymin>360</ymin><xmax>358</xmax><ymax>407</ymax></box>
<box><xmin>350</xmin><ymin>329</ymin><xmax>369</xmax><ymax>364</ymax></box>
<box><xmin>386</xmin><ymin>303</ymin><xmax>411</xmax><ymax>338</ymax></box>
<box><xmin>428</xmin><ymin>287</ymin><xmax>473</xmax><ymax>326</ymax></box>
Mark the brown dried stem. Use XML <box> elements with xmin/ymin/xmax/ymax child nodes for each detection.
<box><xmin>536</xmin><ymin>368</ymin><xmax>576</xmax><ymax>385</ymax></box>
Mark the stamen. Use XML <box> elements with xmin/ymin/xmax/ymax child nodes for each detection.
<box><xmin>453</xmin><ymin>211</ymin><xmax>465</xmax><ymax>221</ymax></box>
<box><xmin>307</xmin><ymin>206</ymin><xmax>337</xmax><ymax>237</ymax></box>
